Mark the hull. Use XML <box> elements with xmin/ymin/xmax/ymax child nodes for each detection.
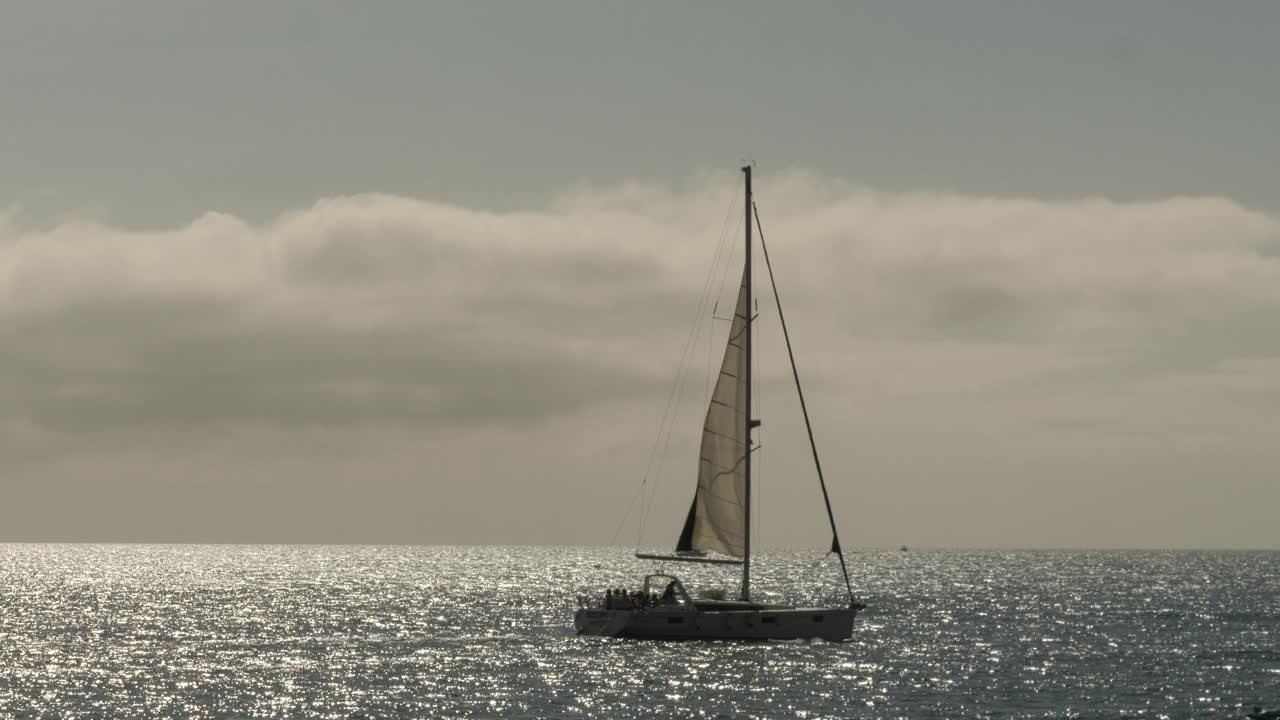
<box><xmin>575</xmin><ymin>605</ymin><xmax>858</xmax><ymax>642</ymax></box>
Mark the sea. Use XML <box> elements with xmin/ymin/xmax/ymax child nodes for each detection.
<box><xmin>0</xmin><ymin>545</ymin><xmax>1276</xmax><ymax>719</ymax></box>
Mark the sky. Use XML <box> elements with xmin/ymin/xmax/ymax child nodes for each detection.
<box><xmin>2</xmin><ymin>2</ymin><xmax>1279</xmax><ymax>549</ymax></box>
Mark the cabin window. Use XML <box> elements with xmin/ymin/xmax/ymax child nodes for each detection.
<box><xmin>812</xmin><ymin>615</ymin><xmax>824</xmax><ymax>622</ymax></box>
<box><xmin>667</xmin><ymin>617</ymin><xmax>684</xmax><ymax>624</ymax></box>
<box><xmin>762</xmin><ymin>616</ymin><xmax>777</xmax><ymax>624</ymax></box>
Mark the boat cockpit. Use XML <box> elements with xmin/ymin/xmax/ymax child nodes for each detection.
<box><xmin>577</xmin><ymin>574</ymin><xmax>696</xmax><ymax>611</ymax></box>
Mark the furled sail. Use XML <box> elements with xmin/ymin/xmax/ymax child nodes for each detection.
<box><xmin>676</xmin><ymin>270</ymin><xmax>750</xmax><ymax>557</ymax></box>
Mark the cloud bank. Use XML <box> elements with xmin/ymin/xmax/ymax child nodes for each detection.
<box><xmin>3</xmin><ymin>173</ymin><xmax>1279</xmax><ymax>548</ymax></box>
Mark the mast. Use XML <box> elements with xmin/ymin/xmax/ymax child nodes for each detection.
<box><xmin>741</xmin><ymin>164</ymin><xmax>753</xmax><ymax>602</ymax></box>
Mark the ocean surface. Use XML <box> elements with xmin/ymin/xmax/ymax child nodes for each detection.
<box><xmin>0</xmin><ymin>545</ymin><xmax>1276</xmax><ymax>719</ymax></box>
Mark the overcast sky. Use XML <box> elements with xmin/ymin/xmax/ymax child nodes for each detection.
<box><xmin>3</xmin><ymin>2</ymin><xmax>1278</xmax><ymax>549</ymax></box>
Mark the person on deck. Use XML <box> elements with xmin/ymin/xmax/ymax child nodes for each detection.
<box><xmin>661</xmin><ymin>581</ymin><xmax>678</xmax><ymax>604</ymax></box>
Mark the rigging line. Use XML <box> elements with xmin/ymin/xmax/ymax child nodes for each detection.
<box><xmin>649</xmin><ymin>189</ymin><xmax>740</xmax><ymax>514</ymax></box>
<box><xmin>703</xmin><ymin>196</ymin><xmax>744</xmax><ymax>406</ymax></box>
<box><xmin>687</xmin><ymin>197</ymin><xmax>741</xmax><ymax>429</ymax></box>
<box><xmin>644</xmin><ymin>187</ymin><xmax>737</xmax><ymax>479</ymax></box>
<box><xmin>753</xmin><ymin>200</ymin><xmax>859</xmax><ymax>608</ymax></box>
<box><xmin>636</xmin><ymin>182</ymin><xmax>742</xmax><ymax>547</ymax></box>
<box><xmin>705</xmin><ymin>294</ymin><xmax>716</xmax><ymax>407</ymax></box>
<box><xmin>610</xmin><ymin>482</ymin><xmax>647</xmax><ymax>547</ymax></box>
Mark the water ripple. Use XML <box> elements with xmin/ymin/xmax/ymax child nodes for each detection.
<box><xmin>1</xmin><ymin>545</ymin><xmax>1276</xmax><ymax>718</ymax></box>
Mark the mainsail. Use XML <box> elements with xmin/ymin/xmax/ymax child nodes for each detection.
<box><xmin>675</xmin><ymin>270</ymin><xmax>750</xmax><ymax>557</ymax></box>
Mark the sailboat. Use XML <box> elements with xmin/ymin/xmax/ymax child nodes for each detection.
<box><xmin>574</xmin><ymin>166</ymin><xmax>865</xmax><ymax>641</ymax></box>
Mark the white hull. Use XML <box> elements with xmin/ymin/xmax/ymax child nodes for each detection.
<box><xmin>575</xmin><ymin>605</ymin><xmax>858</xmax><ymax>642</ymax></box>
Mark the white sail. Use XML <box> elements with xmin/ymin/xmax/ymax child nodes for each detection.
<box><xmin>686</xmin><ymin>270</ymin><xmax>751</xmax><ymax>557</ymax></box>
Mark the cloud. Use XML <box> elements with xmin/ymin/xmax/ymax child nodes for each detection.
<box><xmin>2</xmin><ymin>173</ymin><xmax>1279</xmax><ymax>547</ymax></box>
